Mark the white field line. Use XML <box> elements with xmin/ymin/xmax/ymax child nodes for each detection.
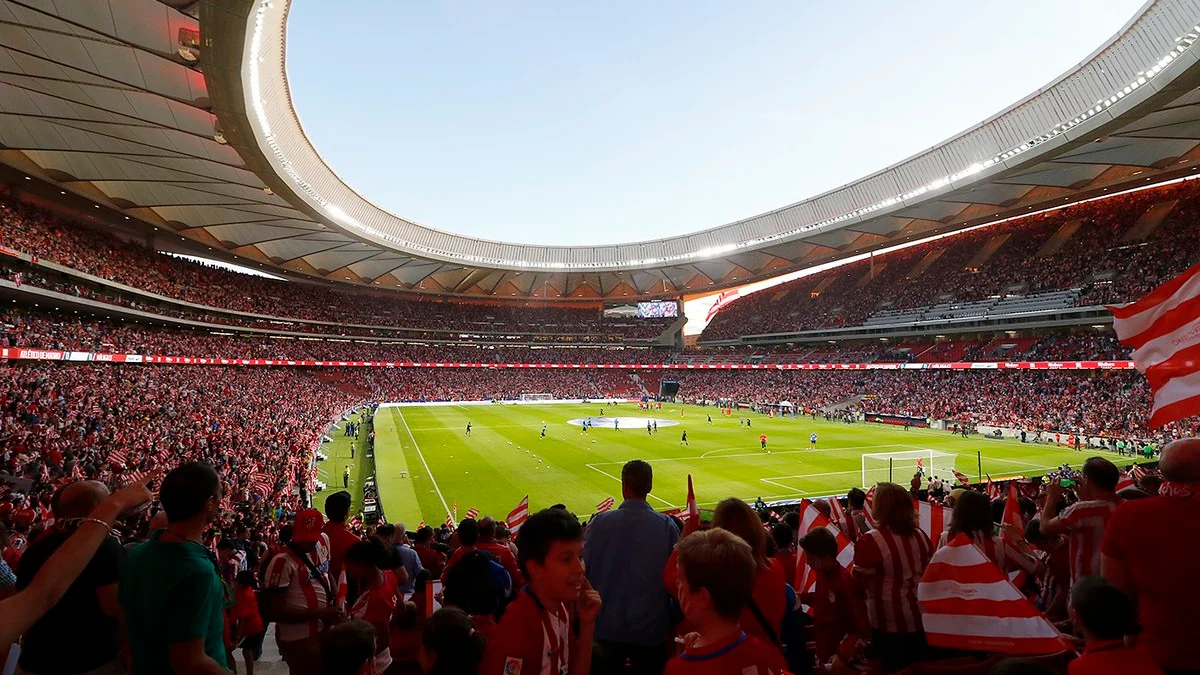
<box><xmin>395</xmin><ymin>408</ymin><xmax>452</xmax><ymax>517</ymax></box>
<box><xmin>589</xmin><ymin>443</ymin><xmax>910</xmax><ymax>467</ymax></box>
<box><xmin>584</xmin><ymin>463</ymin><xmax>678</xmax><ymax>509</ymax></box>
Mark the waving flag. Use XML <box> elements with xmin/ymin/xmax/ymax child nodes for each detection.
<box><xmin>826</xmin><ymin>496</ymin><xmax>857</xmax><ymax>542</ymax></box>
<box><xmin>1108</xmin><ymin>261</ymin><xmax>1200</xmax><ymax>427</ymax></box>
<box><xmin>917</xmin><ymin>500</ymin><xmax>950</xmax><ymax>542</ymax></box>
<box><xmin>452</xmin><ymin>500</ymin><xmax>458</xmax><ymax>521</ymax></box>
<box><xmin>986</xmin><ymin>476</ymin><xmax>1001</xmax><ymax>500</ymax></box>
<box><xmin>506</xmin><ymin>495</ymin><xmax>530</xmax><ymax>533</ymax></box>
<box><xmin>862</xmin><ymin>485</ymin><xmax>878</xmax><ymax>528</ymax></box>
<box><xmin>952</xmin><ymin>469</ymin><xmax>971</xmax><ymax>486</ymax></box>
<box><xmin>684</xmin><ymin>474</ymin><xmax>699</xmax><ymax>522</ymax></box>
<box><xmin>794</xmin><ymin>499</ymin><xmax>855</xmax><ymax>598</ymax></box>
<box><xmin>465</xmin><ymin>507</ymin><xmax>479</xmax><ymax>520</ymax></box>
<box><xmin>705</xmin><ymin>288</ymin><xmax>740</xmax><ymax>322</ymax></box>
<box><xmin>444</xmin><ymin>513</ymin><xmax>455</xmax><ymax>529</ymax></box>
<box><xmin>596</xmin><ymin>497</ymin><xmax>615</xmax><ymax>513</ymax></box>
<box><xmin>919</xmin><ymin>533</ymin><xmax>1069</xmax><ymax>654</ymax></box>
<box><xmin>1116</xmin><ymin>471</ymin><xmax>1135</xmax><ymax>493</ymax></box>
<box><xmin>1001</xmin><ymin>483</ymin><xmax>1024</xmax><ymax>546</ymax></box>
<box><xmin>106</xmin><ymin>449</ymin><xmax>127</xmax><ymax>468</ymax></box>
<box><xmin>335</xmin><ymin>570</ymin><xmax>348</xmax><ymax>608</ymax></box>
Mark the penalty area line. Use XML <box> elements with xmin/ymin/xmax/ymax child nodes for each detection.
<box><xmin>395</xmin><ymin>408</ymin><xmax>452</xmax><ymax>518</ymax></box>
<box><xmin>584</xmin><ymin>463</ymin><xmax>678</xmax><ymax>509</ymax></box>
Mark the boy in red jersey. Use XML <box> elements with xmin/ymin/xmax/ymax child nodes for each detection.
<box><xmin>481</xmin><ymin>508</ymin><xmax>602</xmax><ymax>675</ymax></box>
<box><xmin>799</xmin><ymin>528</ymin><xmax>869</xmax><ymax>670</ymax></box>
<box><xmin>665</xmin><ymin>528</ymin><xmax>789</xmax><ymax>675</ymax></box>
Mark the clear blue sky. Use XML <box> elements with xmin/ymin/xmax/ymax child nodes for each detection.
<box><xmin>287</xmin><ymin>0</ymin><xmax>1144</xmax><ymax>246</ymax></box>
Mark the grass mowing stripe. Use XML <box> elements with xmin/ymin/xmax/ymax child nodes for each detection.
<box><xmin>395</xmin><ymin>407</ymin><xmax>451</xmax><ymax>518</ymax></box>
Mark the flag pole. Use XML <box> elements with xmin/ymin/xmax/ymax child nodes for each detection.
<box><xmin>889</xmin><ymin>457</ymin><xmax>893</xmax><ymax>483</ymax></box>
<box><xmin>977</xmin><ymin>451</ymin><xmax>983</xmax><ymax>483</ymax></box>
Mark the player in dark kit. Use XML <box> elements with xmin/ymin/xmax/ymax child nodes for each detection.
<box><xmin>680</xmin><ymin>430</ymin><xmax>688</xmax><ymax>446</ymax></box>
<box><xmin>465</xmin><ymin>422</ymin><xmax>471</xmax><ymax>436</ymax></box>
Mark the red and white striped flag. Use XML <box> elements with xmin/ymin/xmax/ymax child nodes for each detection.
<box><xmin>452</xmin><ymin>500</ymin><xmax>458</xmax><ymax>521</ymax></box>
<box><xmin>106</xmin><ymin>449</ymin><xmax>127</xmax><ymax>467</ymax></box>
<box><xmin>952</xmin><ymin>469</ymin><xmax>971</xmax><ymax>486</ymax></box>
<box><xmin>1001</xmin><ymin>482</ymin><xmax>1024</xmax><ymax>548</ymax></box>
<box><xmin>705</xmin><ymin>288</ymin><xmax>740</xmax><ymax>321</ymax></box>
<box><xmin>862</xmin><ymin>485</ymin><xmax>878</xmax><ymax>529</ymax></box>
<box><xmin>826</xmin><ymin>496</ymin><xmax>857</xmax><ymax>542</ymax></box>
<box><xmin>465</xmin><ymin>507</ymin><xmax>479</xmax><ymax>520</ymax></box>
<box><xmin>1130</xmin><ymin>465</ymin><xmax>1151</xmax><ymax>482</ymax></box>
<box><xmin>444</xmin><ymin>512</ymin><xmax>455</xmax><ymax>529</ymax></box>
<box><xmin>1115</xmin><ymin>471</ymin><xmax>1135</xmax><ymax>493</ymax></box>
<box><xmin>986</xmin><ymin>476</ymin><xmax>1001</xmax><ymax>500</ymax></box>
<box><xmin>684</xmin><ymin>474</ymin><xmax>700</xmax><ymax>522</ymax></box>
<box><xmin>794</xmin><ymin>499</ymin><xmax>856</xmax><ymax>598</ymax></box>
<box><xmin>1108</xmin><ymin>261</ymin><xmax>1200</xmax><ymax>427</ymax></box>
<box><xmin>919</xmin><ymin>533</ymin><xmax>1069</xmax><ymax>654</ymax></box>
<box><xmin>917</xmin><ymin>499</ymin><xmax>950</xmax><ymax>543</ymax></box>
<box><xmin>596</xmin><ymin>497</ymin><xmax>615</xmax><ymax>513</ymax></box>
<box><xmin>506</xmin><ymin>495</ymin><xmax>530</xmax><ymax>533</ymax></box>
<box><xmin>335</xmin><ymin>570</ymin><xmax>348</xmax><ymax>608</ymax></box>
<box><xmin>418</xmin><ymin>519</ymin><xmax>425</xmax><ymax>530</ymax></box>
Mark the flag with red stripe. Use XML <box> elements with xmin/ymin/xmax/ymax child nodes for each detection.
<box><xmin>335</xmin><ymin>570</ymin><xmax>348</xmax><ymax>607</ymax></box>
<box><xmin>465</xmin><ymin>507</ymin><xmax>479</xmax><ymax>520</ymax></box>
<box><xmin>705</xmin><ymin>288</ymin><xmax>739</xmax><ymax>321</ymax></box>
<box><xmin>1115</xmin><ymin>471</ymin><xmax>1135</xmax><ymax>493</ymax></box>
<box><xmin>445</xmin><ymin>512</ymin><xmax>455</xmax><ymax>529</ymax></box>
<box><xmin>917</xmin><ymin>499</ymin><xmax>950</xmax><ymax>543</ymax></box>
<box><xmin>596</xmin><ymin>497</ymin><xmax>615</xmax><ymax>513</ymax></box>
<box><xmin>952</xmin><ymin>469</ymin><xmax>971</xmax><ymax>486</ymax></box>
<box><xmin>1108</xmin><ymin>261</ymin><xmax>1200</xmax><ymax>427</ymax></box>
<box><xmin>985</xmin><ymin>476</ymin><xmax>1000</xmax><ymax>500</ymax></box>
<box><xmin>106</xmin><ymin>449</ymin><xmax>127</xmax><ymax>468</ymax></box>
<box><xmin>684</xmin><ymin>474</ymin><xmax>699</xmax><ymax>522</ymax></box>
<box><xmin>862</xmin><ymin>485</ymin><xmax>878</xmax><ymax>529</ymax></box>
<box><xmin>918</xmin><ymin>533</ymin><xmax>1069</xmax><ymax>654</ymax></box>
<box><xmin>826</xmin><ymin>496</ymin><xmax>857</xmax><ymax>542</ymax></box>
<box><xmin>794</xmin><ymin>499</ymin><xmax>855</xmax><ymax>601</ymax></box>
<box><xmin>506</xmin><ymin>495</ymin><xmax>529</xmax><ymax>533</ymax></box>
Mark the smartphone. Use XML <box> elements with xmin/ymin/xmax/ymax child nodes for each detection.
<box><xmin>1060</xmin><ymin>478</ymin><xmax>1077</xmax><ymax>488</ymax></box>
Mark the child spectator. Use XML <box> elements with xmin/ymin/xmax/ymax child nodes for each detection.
<box><xmin>1067</xmin><ymin>577</ymin><xmax>1162</xmax><ymax>675</ymax></box>
<box><xmin>799</xmin><ymin>527</ymin><xmax>870</xmax><ymax>669</ymax></box>
<box><xmin>230</xmin><ymin>570</ymin><xmax>266</xmax><ymax>675</ymax></box>
<box><xmin>321</xmin><ymin>620</ymin><xmax>377</xmax><ymax>675</ymax></box>
<box><xmin>480</xmin><ymin>508</ymin><xmax>601</xmax><ymax>675</ymax></box>
<box><xmin>664</xmin><ymin>528</ymin><xmax>789</xmax><ymax>675</ymax></box>
<box><xmin>388</xmin><ymin>601</ymin><xmax>423</xmax><ymax>675</ymax></box>
<box><xmin>344</xmin><ymin>540</ymin><xmax>404</xmax><ymax>675</ymax></box>
<box><xmin>419</xmin><ymin>607</ymin><xmax>487</xmax><ymax>675</ymax></box>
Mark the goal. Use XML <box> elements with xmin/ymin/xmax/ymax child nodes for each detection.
<box><xmin>520</xmin><ymin>393</ymin><xmax>555</xmax><ymax>402</ymax></box>
<box><xmin>861</xmin><ymin>449</ymin><xmax>957</xmax><ymax>488</ymax></box>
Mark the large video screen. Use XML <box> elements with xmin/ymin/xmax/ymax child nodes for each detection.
<box><xmin>636</xmin><ymin>300</ymin><xmax>678</xmax><ymax>318</ymax></box>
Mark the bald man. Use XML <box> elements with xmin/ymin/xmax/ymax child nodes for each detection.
<box><xmin>15</xmin><ymin>481</ymin><xmax>126</xmax><ymax>675</ymax></box>
<box><xmin>1102</xmin><ymin>438</ymin><xmax>1200</xmax><ymax>674</ymax></box>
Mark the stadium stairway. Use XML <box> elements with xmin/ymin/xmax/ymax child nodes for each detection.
<box><xmin>823</xmin><ymin>394</ymin><xmax>864</xmax><ymax>413</ymax></box>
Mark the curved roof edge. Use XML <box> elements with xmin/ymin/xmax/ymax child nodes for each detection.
<box><xmin>235</xmin><ymin>0</ymin><xmax>1200</xmax><ymax>271</ymax></box>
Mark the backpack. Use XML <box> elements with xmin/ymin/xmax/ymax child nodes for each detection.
<box><xmin>442</xmin><ymin>549</ymin><xmax>512</xmax><ymax>616</ymax></box>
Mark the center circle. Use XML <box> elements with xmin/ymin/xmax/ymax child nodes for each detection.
<box><xmin>566</xmin><ymin>416</ymin><xmax>680</xmax><ymax>429</ymax></box>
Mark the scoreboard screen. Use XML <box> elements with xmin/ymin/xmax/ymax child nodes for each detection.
<box><xmin>636</xmin><ymin>301</ymin><xmax>678</xmax><ymax>318</ymax></box>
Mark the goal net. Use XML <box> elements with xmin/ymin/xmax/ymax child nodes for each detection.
<box><xmin>520</xmin><ymin>393</ymin><xmax>555</xmax><ymax>401</ymax></box>
<box><xmin>861</xmin><ymin>449</ymin><xmax>957</xmax><ymax>488</ymax></box>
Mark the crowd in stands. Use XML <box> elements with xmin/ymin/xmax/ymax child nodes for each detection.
<box><xmin>0</xmin><ymin>195</ymin><xmax>673</xmax><ymax>340</ymax></box>
<box><xmin>703</xmin><ymin>179</ymin><xmax>1200</xmax><ymax>340</ymax></box>
<box><xmin>5</xmin><ymin>440</ymin><xmax>1197</xmax><ymax>675</ymax></box>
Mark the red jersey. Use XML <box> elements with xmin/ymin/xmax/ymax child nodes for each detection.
<box><xmin>321</xmin><ymin>520</ymin><xmax>361</xmax><ymax>582</ymax></box>
<box><xmin>1068</xmin><ymin>640</ymin><xmax>1163</xmax><ymax>675</ymax></box>
<box><xmin>664</xmin><ymin>553</ymin><xmax>787</xmax><ymax>645</ymax></box>
<box><xmin>1101</xmin><ymin>495</ymin><xmax>1200</xmax><ymax>671</ymax></box>
<box><xmin>759</xmin><ymin>434</ymin><xmax>767</xmax><ymax>444</ymax></box>
<box><xmin>230</xmin><ymin>586</ymin><xmax>265</xmax><ymax>638</ymax></box>
<box><xmin>1057</xmin><ymin>497</ymin><xmax>1117</xmax><ymax>586</ymax></box>
<box><xmin>350</xmin><ymin>571</ymin><xmax>400</xmax><ymax>625</ymax></box>
<box><xmin>413</xmin><ymin>543</ymin><xmax>446</xmax><ymax>578</ymax></box>
<box><xmin>480</xmin><ymin>587</ymin><xmax>571</xmax><ymax>675</ymax></box>
<box><xmin>664</xmin><ymin>630</ymin><xmax>788</xmax><ymax>675</ymax></box>
<box><xmin>853</xmin><ymin>526</ymin><xmax>932</xmax><ymax>633</ymax></box>
<box><xmin>806</xmin><ymin>567</ymin><xmax>869</xmax><ymax>663</ymax></box>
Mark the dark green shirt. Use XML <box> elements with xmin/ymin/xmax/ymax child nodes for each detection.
<box><xmin>119</xmin><ymin>530</ymin><xmax>229</xmax><ymax>674</ymax></box>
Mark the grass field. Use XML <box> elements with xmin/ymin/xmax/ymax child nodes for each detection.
<box><xmin>351</xmin><ymin>403</ymin><xmax>1089</xmax><ymax>527</ymax></box>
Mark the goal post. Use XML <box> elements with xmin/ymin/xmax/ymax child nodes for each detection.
<box><xmin>519</xmin><ymin>393</ymin><xmax>555</xmax><ymax>402</ymax></box>
<box><xmin>861</xmin><ymin>449</ymin><xmax>957</xmax><ymax>488</ymax></box>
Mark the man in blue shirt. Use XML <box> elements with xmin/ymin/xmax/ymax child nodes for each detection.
<box><xmin>583</xmin><ymin>460</ymin><xmax>680</xmax><ymax>675</ymax></box>
<box><xmin>377</xmin><ymin>523</ymin><xmax>423</xmax><ymax>594</ymax></box>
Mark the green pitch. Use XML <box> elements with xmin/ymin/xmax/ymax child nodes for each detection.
<box><xmin>357</xmin><ymin>403</ymin><xmax>1089</xmax><ymax>527</ymax></box>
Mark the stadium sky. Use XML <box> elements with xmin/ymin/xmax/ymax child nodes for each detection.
<box><xmin>287</xmin><ymin>0</ymin><xmax>1144</xmax><ymax>247</ymax></box>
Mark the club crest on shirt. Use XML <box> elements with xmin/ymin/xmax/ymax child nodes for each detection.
<box><xmin>503</xmin><ymin>656</ymin><xmax>522</xmax><ymax>675</ymax></box>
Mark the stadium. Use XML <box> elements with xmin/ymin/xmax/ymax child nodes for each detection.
<box><xmin>1</xmin><ymin>1</ymin><xmax>1198</xmax><ymax>674</ymax></box>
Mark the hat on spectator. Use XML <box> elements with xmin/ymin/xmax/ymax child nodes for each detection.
<box><xmin>293</xmin><ymin>508</ymin><xmax>325</xmax><ymax>543</ymax></box>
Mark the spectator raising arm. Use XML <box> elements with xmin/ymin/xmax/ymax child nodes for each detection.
<box><xmin>0</xmin><ymin>475</ymin><xmax>152</xmax><ymax>645</ymax></box>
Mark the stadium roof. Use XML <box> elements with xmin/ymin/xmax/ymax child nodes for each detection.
<box><xmin>3</xmin><ymin>0</ymin><xmax>1200</xmax><ymax>300</ymax></box>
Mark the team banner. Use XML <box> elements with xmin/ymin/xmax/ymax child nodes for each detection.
<box><xmin>0</xmin><ymin>348</ymin><xmax>1138</xmax><ymax>371</ymax></box>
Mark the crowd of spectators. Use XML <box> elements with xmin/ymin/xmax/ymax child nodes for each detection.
<box><xmin>704</xmin><ymin>179</ymin><xmax>1200</xmax><ymax>340</ymax></box>
<box><xmin>0</xmin><ymin>195</ymin><xmax>673</xmax><ymax>341</ymax></box>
